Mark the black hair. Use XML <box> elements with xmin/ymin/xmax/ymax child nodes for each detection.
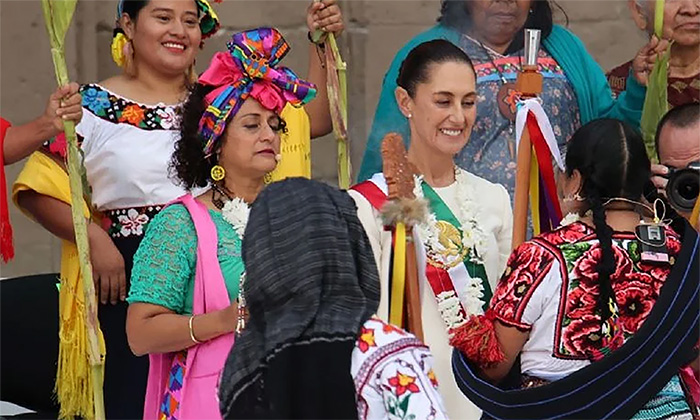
<box><xmin>171</xmin><ymin>84</ymin><xmax>288</xmax><ymax>190</ymax></box>
<box><xmin>437</xmin><ymin>0</ymin><xmax>568</xmax><ymax>55</ymax></box>
<box><xmin>565</xmin><ymin>118</ymin><xmax>651</xmax><ymax>321</ymax></box>
<box><xmin>171</xmin><ymin>84</ymin><xmax>216</xmax><ymax>190</ymax></box>
<box><xmin>113</xmin><ymin>0</ymin><xmax>149</xmax><ymax>38</ymax></box>
<box><xmin>396</xmin><ymin>39</ymin><xmax>475</xmax><ymax>98</ymax></box>
<box><xmin>655</xmin><ymin>103</ymin><xmax>700</xmax><ymax>160</ymax></box>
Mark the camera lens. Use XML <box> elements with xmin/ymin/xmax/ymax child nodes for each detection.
<box><xmin>667</xmin><ymin>169</ymin><xmax>700</xmax><ymax>212</ymax></box>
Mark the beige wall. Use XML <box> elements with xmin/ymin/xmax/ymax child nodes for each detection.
<box><xmin>0</xmin><ymin>0</ymin><xmax>646</xmax><ymax>277</ymax></box>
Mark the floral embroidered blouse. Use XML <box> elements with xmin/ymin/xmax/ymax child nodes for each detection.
<box><xmin>352</xmin><ymin>317</ymin><xmax>448</xmax><ymax>420</ymax></box>
<box><xmin>490</xmin><ymin>221</ymin><xmax>681</xmax><ymax>381</ymax></box>
<box><xmin>128</xmin><ymin>203</ymin><xmax>241</xmax><ymax>314</ymax></box>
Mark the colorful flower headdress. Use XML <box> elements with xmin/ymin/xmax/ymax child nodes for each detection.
<box><xmin>111</xmin><ymin>0</ymin><xmax>221</xmax><ymax>67</ymax></box>
<box><xmin>198</xmin><ymin>27</ymin><xmax>317</xmax><ymax>157</ymax></box>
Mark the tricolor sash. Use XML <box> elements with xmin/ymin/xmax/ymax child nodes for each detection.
<box><xmin>352</xmin><ymin>173</ymin><xmax>492</xmax><ymax>332</ymax></box>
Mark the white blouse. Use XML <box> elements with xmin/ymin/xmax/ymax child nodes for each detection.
<box><xmin>76</xmin><ymin>84</ymin><xmax>187</xmax><ymax>211</ymax></box>
<box><xmin>349</xmin><ymin>170</ymin><xmax>513</xmax><ymax>420</ymax></box>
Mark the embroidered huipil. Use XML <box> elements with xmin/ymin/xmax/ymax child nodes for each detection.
<box><xmin>352</xmin><ymin>317</ymin><xmax>448</xmax><ymax>420</ymax></box>
<box><xmin>490</xmin><ymin>221</ymin><xmax>694</xmax><ymax>419</ymax></box>
<box><xmin>76</xmin><ymin>84</ymin><xmax>187</xmax><ymax>239</ymax></box>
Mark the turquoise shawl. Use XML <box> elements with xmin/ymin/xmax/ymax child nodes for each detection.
<box><xmin>357</xmin><ymin>24</ymin><xmax>646</xmax><ymax>182</ymax></box>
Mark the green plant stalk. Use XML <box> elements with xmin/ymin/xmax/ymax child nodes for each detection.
<box><xmin>50</xmin><ymin>46</ymin><xmax>106</xmax><ymax>420</ymax></box>
<box><xmin>323</xmin><ymin>33</ymin><xmax>350</xmax><ymax>189</ymax></box>
<box><xmin>42</xmin><ymin>0</ymin><xmax>105</xmax><ymax>415</ymax></box>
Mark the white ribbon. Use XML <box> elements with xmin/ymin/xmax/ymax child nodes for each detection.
<box><xmin>515</xmin><ymin>98</ymin><xmax>565</xmax><ymax>171</ymax></box>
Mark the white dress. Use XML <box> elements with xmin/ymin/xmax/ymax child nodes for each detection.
<box><xmin>349</xmin><ymin>169</ymin><xmax>513</xmax><ymax>419</ymax></box>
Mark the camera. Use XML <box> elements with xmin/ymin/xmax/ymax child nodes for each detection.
<box><xmin>666</xmin><ymin>161</ymin><xmax>700</xmax><ymax>213</ymax></box>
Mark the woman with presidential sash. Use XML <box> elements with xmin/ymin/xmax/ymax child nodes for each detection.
<box><xmin>349</xmin><ymin>39</ymin><xmax>513</xmax><ymax>419</ymax></box>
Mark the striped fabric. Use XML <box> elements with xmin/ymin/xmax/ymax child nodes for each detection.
<box><xmin>218</xmin><ymin>178</ymin><xmax>381</xmax><ymax>418</ymax></box>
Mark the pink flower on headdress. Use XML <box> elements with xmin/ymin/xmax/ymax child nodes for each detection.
<box><xmin>250</xmin><ymin>82</ymin><xmax>285</xmax><ymax>113</ymax></box>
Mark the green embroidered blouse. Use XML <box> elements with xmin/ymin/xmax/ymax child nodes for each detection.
<box><xmin>128</xmin><ymin>204</ymin><xmax>243</xmax><ymax>315</ymax></box>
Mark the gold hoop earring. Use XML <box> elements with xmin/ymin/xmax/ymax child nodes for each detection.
<box><xmin>211</xmin><ymin>165</ymin><xmax>225</xmax><ymax>182</ymax></box>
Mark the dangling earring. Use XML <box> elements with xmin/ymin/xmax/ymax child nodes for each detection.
<box><xmin>211</xmin><ymin>165</ymin><xmax>225</xmax><ymax>182</ymax></box>
<box><xmin>186</xmin><ymin>62</ymin><xmax>198</xmax><ymax>86</ymax></box>
<box><xmin>123</xmin><ymin>39</ymin><xmax>137</xmax><ymax>77</ymax></box>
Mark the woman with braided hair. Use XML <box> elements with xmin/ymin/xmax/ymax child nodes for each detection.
<box><xmin>451</xmin><ymin>118</ymin><xmax>699</xmax><ymax>419</ymax></box>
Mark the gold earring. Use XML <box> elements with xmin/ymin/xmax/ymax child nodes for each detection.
<box><xmin>211</xmin><ymin>165</ymin><xmax>225</xmax><ymax>181</ymax></box>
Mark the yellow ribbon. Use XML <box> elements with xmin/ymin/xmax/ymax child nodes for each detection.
<box><xmin>389</xmin><ymin>222</ymin><xmax>407</xmax><ymax>327</ymax></box>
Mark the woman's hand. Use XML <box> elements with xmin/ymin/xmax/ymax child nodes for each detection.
<box><xmin>216</xmin><ymin>300</ymin><xmax>240</xmax><ymax>334</ymax></box>
<box><xmin>43</xmin><ymin>82</ymin><xmax>83</xmax><ymax>136</ymax></box>
<box><xmin>88</xmin><ymin>224</ymin><xmax>126</xmax><ymax>305</ymax></box>
<box><xmin>631</xmin><ymin>35</ymin><xmax>672</xmax><ymax>86</ymax></box>
<box><xmin>306</xmin><ymin>0</ymin><xmax>344</xmax><ymax>37</ymax></box>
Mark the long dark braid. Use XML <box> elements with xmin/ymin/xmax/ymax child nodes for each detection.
<box><xmin>584</xmin><ymin>183</ymin><xmax>616</xmax><ymax>320</ymax></box>
<box><xmin>566</xmin><ymin>119</ymin><xmax>651</xmax><ymax>322</ymax></box>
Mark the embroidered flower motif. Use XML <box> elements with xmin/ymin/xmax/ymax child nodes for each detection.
<box><xmin>357</xmin><ymin>327</ymin><xmax>376</xmax><ymax>353</ymax></box>
<box><xmin>156</xmin><ymin>108</ymin><xmax>178</xmax><ymax>129</ymax></box>
<box><xmin>117</xmin><ymin>209</ymin><xmax>150</xmax><ymax>237</ymax></box>
<box><xmin>427</xmin><ymin>369</ymin><xmax>439</xmax><ymax>388</ymax></box>
<box><xmin>565</xmin><ymin>286</ymin><xmax>597</xmax><ymax>319</ymax></box>
<box><xmin>614</xmin><ymin>279</ymin><xmax>656</xmax><ymax>334</ymax></box>
<box><xmin>382</xmin><ymin>322</ymin><xmax>406</xmax><ymax>336</ymax></box>
<box><xmin>119</xmin><ymin>104</ymin><xmax>146</xmax><ymax>125</ymax></box>
<box><xmin>562</xmin><ymin>315</ymin><xmax>606</xmax><ymax>357</ymax></box>
<box><xmin>82</xmin><ymin>87</ymin><xmax>111</xmax><ymax>114</ymax></box>
<box><xmin>388</xmin><ymin>372</ymin><xmax>420</xmax><ymax>396</ymax></box>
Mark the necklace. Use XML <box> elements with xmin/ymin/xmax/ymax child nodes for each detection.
<box><xmin>211</xmin><ymin>182</ymin><xmax>249</xmax><ymax>335</ymax></box>
<box><xmin>476</xmin><ymin>40</ymin><xmax>524</xmax><ymax>125</ymax></box>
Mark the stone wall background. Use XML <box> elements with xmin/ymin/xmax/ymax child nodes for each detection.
<box><xmin>1</xmin><ymin>0</ymin><xmax>647</xmax><ymax>277</ymax></box>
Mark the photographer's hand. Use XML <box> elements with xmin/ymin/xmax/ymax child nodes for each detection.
<box><xmin>651</xmin><ymin>164</ymin><xmax>669</xmax><ymax>198</ymax></box>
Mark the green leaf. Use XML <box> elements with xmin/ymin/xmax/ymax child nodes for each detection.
<box><xmin>628</xmin><ymin>241</ymin><xmax>641</xmax><ymax>263</ymax></box>
<box><xmin>398</xmin><ymin>394</ymin><xmax>411</xmax><ymax>416</ymax></box>
<box><xmin>640</xmin><ymin>46</ymin><xmax>671</xmax><ymax>163</ymax></box>
<box><xmin>41</xmin><ymin>0</ymin><xmax>78</xmax><ymax>49</ymax></box>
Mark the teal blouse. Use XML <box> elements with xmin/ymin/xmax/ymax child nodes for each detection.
<box><xmin>128</xmin><ymin>204</ymin><xmax>243</xmax><ymax>315</ymax></box>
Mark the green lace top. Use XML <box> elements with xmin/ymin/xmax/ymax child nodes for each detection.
<box><xmin>128</xmin><ymin>203</ymin><xmax>243</xmax><ymax>315</ymax></box>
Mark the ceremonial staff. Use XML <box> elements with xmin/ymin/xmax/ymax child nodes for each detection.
<box><xmin>380</xmin><ymin>133</ymin><xmax>426</xmax><ymax>340</ymax></box>
<box><xmin>41</xmin><ymin>1</ymin><xmax>105</xmax><ymax>419</ymax></box>
<box><xmin>511</xmin><ymin>29</ymin><xmax>564</xmax><ymax>249</ymax></box>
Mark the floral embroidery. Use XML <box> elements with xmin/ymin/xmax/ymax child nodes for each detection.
<box><xmin>388</xmin><ymin>372</ymin><xmax>420</xmax><ymax>397</ymax></box>
<box><xmin>119</xmin><ymin>104</ymin><xmax>146</xmax><ymax>125</ymax></box>
<box><xmin>382</xmin><ymin>322</ymin><xmax>406</xmax><ymax>336</ymax></box>
<box><xmin>79</xmin><ymin>84</ymin><xmax>181</xmax><ymax>131</ymax></box>
<box><xmin>358</xmin><ymin>327</ymin><xmax>377</xmax><ymax>353</ymax></box>
<box><xmin>117</xmin><ymin>209</ymin><xmax>150</xmax><ymax>237</ymax></box>
<box><xmin>491</xmin><ymin>222</ymin><xmax>680</xmax><ymax>360</ymax></box>
<box><xmin>427</xmin><ymin>369</ymin><xmax>439</xmax><ymax>389</ymax></box>
<box><xmin>103</xmin><ymin>205</ymin><xmax>163</xmax><ymax>239</ymax></box>
<box><xmin>83</xmin><ymin>86</ymin><xmax>111</xmax><ymax>114</ymax></box>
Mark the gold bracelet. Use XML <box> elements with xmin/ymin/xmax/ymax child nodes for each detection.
<box><xmin>188</xmin><ymin>315</ymin><xmax>202</xmax><ymax>344</ymax></box>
